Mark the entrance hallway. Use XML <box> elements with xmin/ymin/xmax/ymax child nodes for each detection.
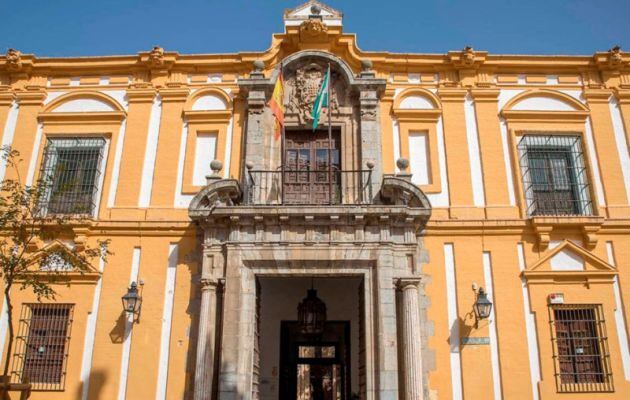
<box><xmin>258</xmin><ymin>277</ymin><xmax>362</xmax><ymax>399</ymax></box>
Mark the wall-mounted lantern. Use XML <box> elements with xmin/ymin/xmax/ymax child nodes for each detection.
<box><xmin>473</xmin><ymin>287</ymin><xmax>493</xmax><ymax>320</ymax></box>
<box><xmin>122</xmin><ymin>281</ymin><xmax>142</xmax><ymax>320</ymax></box>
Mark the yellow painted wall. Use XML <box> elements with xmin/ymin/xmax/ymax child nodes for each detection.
<box><xmin>0</xmin><ymin>17</ymin><xmax>629</xmax><ymax>400</ymax></box>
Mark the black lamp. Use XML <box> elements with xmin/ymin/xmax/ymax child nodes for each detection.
<box><xmin>122</xmin><ymin>281</ymin><xmax>142</xmax><ymax>317</ymax></box>
<box><xmin>473</xmin><ymin>287</ymin><xmax>493</xmax><ymax>320</ymax></box>
<box><xmin>297</xmin><ymin>282</ymin><xmax>327</xmax><ymax>336</ymax></box>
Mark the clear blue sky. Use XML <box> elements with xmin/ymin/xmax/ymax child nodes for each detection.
<box><xmin>1</xmin><ymin>0</ymin><xmax>629</xmax><ymax>57</ymax></box>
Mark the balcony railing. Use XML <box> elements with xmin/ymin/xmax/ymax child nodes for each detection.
<box><xmin>244</xmin><ymin>168</ymin><xmax>374</xmax><ymax>205</ymax></box>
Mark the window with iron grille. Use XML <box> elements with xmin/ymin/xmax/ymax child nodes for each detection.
<box><xmin>39</xmin><ymin>137</ymin><xmax>106</xmax><ymax>216</ymax></box>
<box><xmin>517</xmin><ymin>135</ymin><xmax>593</xmax><ymax>216</ymax></box>
<box><xmin>549</xmin><ymin>304</ymin><xmax>613</xmax><ymax>392</ymax></box>
<box><xmin>11</xmin><ymin>304</ymin><xmax>74</xmax><ymax>391</ymax></box>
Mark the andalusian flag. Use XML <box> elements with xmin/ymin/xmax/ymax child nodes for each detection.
<box><xmin>311</xmin><ymin>66</ymin><xmax>330</xmax><ymax>131</ymax></box>
<box><xmin>268</xmin><ymin>69</ymin><xmax>285</xmax><ymax>140</ymax></box>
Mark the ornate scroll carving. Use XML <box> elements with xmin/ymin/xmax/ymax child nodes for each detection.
<box><xmin>5</xmin><ymin>48</ymin><xmax>22</xmax><ymax>72</ymax></box>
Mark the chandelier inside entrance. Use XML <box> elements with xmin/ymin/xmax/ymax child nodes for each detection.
<box><xmin>297</xmin><ymin>280</ymin><xmax>327</xmax><ymax>336</ymax></box>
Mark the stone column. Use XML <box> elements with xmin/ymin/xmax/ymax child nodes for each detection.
<box><xmin>398</xmin><ymin>278</ymin><xmax>424</xmax><ymax>400</ymax></box>
<box><xmin>194</xmin><ymin>278</ymin><xmax>220</xmax><ymax>400</ymax></box>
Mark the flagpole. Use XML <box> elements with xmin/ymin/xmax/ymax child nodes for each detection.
<box><xmin>280</xmin><ymin>61</ymin><xmax>286</xmax><ymax>204</ymax></box>
<box><xmin>327</xmin><ymin>64</ymin><xmax>333</xmax><ymax>205</ymax></box>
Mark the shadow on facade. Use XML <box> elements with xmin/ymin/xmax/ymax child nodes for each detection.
<box><xmin>109</xmin><ymin>311</ymin><xmax>127</xmax><ymax>343</ymax></box>
<box><xmin>75</xmin><ymin>368</ymin><xmax>107</xmax><ymax>400</ymax></box>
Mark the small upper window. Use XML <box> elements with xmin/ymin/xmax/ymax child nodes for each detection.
<box><xmin>517</xmin><ymin>135</ymin><xmax>593</xmax><ymax>216</ymax></box>
<box><xmin>549</xmin><ymin>304</ymin><xmax>613</xmax><ymax>392</ymax></box>
<box><xmin>39</xmin><ymin>137</ymin><xmax>106</xmax><ymax>216</ymax></box>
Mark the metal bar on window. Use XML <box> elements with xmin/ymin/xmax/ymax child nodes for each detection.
<box><xmin>10</xmin><ymin>303</ymin><xmax>74</xmax><ymax>391</ymax></box>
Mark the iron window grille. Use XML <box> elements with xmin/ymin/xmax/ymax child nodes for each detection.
<box><xmin>549</xmin><ymin>304</ymin><xmax>613</xmax><ymax>393</ymax></box>
<box><xmin>10</xmin><ymin>304</ymin><xmax>74</xmax><ymax>391</ymax></box>
<box><xmin>39</xmin><ymin>137</ymin><xmax>106</xmax><ymax>216</ymax></box>
<box><xmin>517</xmin><ymin>134</ymin><xmax>593</xmax><ymax>216</ymax></box>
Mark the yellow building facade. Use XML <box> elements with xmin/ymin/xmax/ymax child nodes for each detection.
<box><xmin>1</xmin><ymin>2</ymin><xmax>630</xmax><ymax>399</ymax></box>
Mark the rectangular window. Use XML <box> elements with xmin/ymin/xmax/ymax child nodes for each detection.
<box><xmin>549</xmin><ymin>304</ymin><xmax>613</xmax><ymax>392</ymax></box>
<box><xmin>11</xmin><ymin>304</ymin><xmax>74</xmax><ymax>391</ymax></box>
<box><xmin>39</xmin><ymin>137</ymin><xmax>106</xmax><ymax>216</ymax></box>
<box><xmin>408</xmin><ymin>132</ymin><xmax>430</xmax><ymax>185</ymax></box>
<box><xmin>192</xmin><ymin>132</ymin><xmax>217</xmax><ymax>186</ymax></box>
<box><xmin>518</xmin><ymin>135</ymin><xmax>593</xmax><ymax>216</ymax></box>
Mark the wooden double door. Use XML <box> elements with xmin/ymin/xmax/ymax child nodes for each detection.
<box><xmin>284</xmin><ymin>130</ymin><xmax>340</xmax><ymax>205</ymax></box>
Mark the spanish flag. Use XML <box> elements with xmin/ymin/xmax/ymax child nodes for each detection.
<box><xmin>268</xmin><ymin>69</ymin><xmax>285</xmax><ymax>140</ymax></box>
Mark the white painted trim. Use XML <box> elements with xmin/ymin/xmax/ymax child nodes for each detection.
<box><xmin>444</xmin><ymin>243</ymin><xmax>463</xmax><ymax>400</ymax></box>
<box><xmin>464</xmin><ymin>94</ymin><xmax>486</xmax><ymax>207</ymax></box>
<box><xmin>392</xmin><ymin>119</ymin><xmax>401</xmax><ymax>173</ymax></box>
<box><xmin>92</xmin><ymin>139</ymin><xmax>110</xmax><ymax>218</ymax></box>
<box><xmin>138</xmin><ymin>95</ymin><xmax>163</xmax><ymax>207</ymax></box>
<box><xmin>118</xmin><ymin>247</ymin><xmax>141</xmax><ymax>400</ymax></box>
<box><xmin>606</xmin><ymin>242</ymin><xmax>630</xmax><ymax>380</ymax></box>
<box><xmin>426</xmin><ymin>116</ymin><xmax>449</xmax><ymax>207</ymax></box>
<box><xmin>80</xmin><ymin>252</ymin><xmax>106</xmax><ymax>400</ymax></box>
<box><xmin>608</xmin><ymin>97</ymin><xmax>630</xmax><ymax>203</ymax></box>
<box><xmin>107</xmin><ymin>119</ymin><xmax>128</xmax><ymax>207</ymax></box>
<box><xmin>483</xmin><ymin>252</ymin><xmax>503</xmax><ymax>400</ymax></box>
<box><xmin>499</xmin><ymin>117</ymin><xmax>516</xmax><ymax>206</ymax></box>
<box><xmin>517</xmin><ymin>243</ymin><xmax>540</xmax><ymax>400</ymax></box>
<box><xmin>156</xmin><ymin>244</ymin><xmax>178</xmax><ymax>400</ymax></box>
<box><xmin>0</xmin><ymin>297</ymin><xmax>8</xmax><ymax>362</ymax></box>
<box><xmin>223</xmin><ymin>116</ymin><xmax>234</xmax><ymax>178</ymax></box>
<box><xmin>584</xmin><ymin>117</ymin><xmax>607</xmax><ymax>206</ymax></box>
<box><xmin>174</xmin><ymin>122</ymin><xmax>192</xmax><ymax>208</ymax></box>
<box><xmin>25</xmin><ymin>123</ymin><xmax>44</xmax><ymax>186</ymax></box>
<box><xmin>0</xmin><ymin>101</ymin><xmax>19</xmax><ymax>181</ymax></box>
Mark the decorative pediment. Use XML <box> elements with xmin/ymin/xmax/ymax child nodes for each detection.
<box><xmin>189</xmin><ymin>178</ymin><xmax>242</xmax><ymax>218</ymax></box>
<box><xmin>522</xmin><ymin>240</ymin><xmax>617</xmax><ymax>284</ymax></box>
<box><xmin>23</xmin><ymin>240</ymin><xmax>101</xmax><ymax>283</ymax></box>
<box><xmin>284</xmin><ymin>1</ymin><xmax>343</xmax><ymax>28</ymax></box>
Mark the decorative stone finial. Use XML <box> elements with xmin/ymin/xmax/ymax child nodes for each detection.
<box><xmin>245</xmin><ymin>161</ymin><xmax>254</xmax><ymax>170</ymax></box>
<box><xmin>210</xmin><ymin>160</ymin><xmax>223</xmax><ymax>174</ymax></box>
<box><xmin>149</xmin><ymin>46</ymin><xmax>165</xmax><ymax>67</ymax></box>
<box><xmin>461</xmin><ymin>46</ymin><xmax>475</xmax><ymax>65</ymax></box>
<box><xmin>366</xmin><ymin>160</ymin><xmax>375</xmax><ymax>170</ymax></box>
<box><xmin>361</xmin><ymin>59</ymin><xmax>373</xmax><ymax>71</ymax></box>
<box><xmin>310</xmin><ymin>4</ymin><xmax>321</xmax><ymax>15</ymax></box>
<box><xmin>5</xmin><ymin>48</ymin><xmax>22</xmax><ymax>72</ymax></box>
<box><xmin>608</xmin><ymin>45</ymin><xmax>623</xmax><ymax>66</ymax></box>
<box><xmin>252</xmin><ymin>60</ymin><xmax>265</xmax><ymax>72</ymax></box>
<box><xmin>396</xmin><ymin>158</ymin><xmax>409</xmax><ymax>172</ymax></box>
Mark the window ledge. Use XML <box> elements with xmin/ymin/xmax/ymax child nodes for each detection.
<box><xmin>530</xmin><ymin>216</ymin><xmax>604</xmax><ymax>250</ymax></box>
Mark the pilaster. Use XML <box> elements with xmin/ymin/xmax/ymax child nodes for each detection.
<box><xmin>115</xmin><ymin>87</ymin><xmax>156</xmax><ymax>207</ymax></box>
<box><xmin>0</xmin><ymin>89</ymin><xmax>15</xmax><ymax>147</ymax></box>
<box><xmin>584</xmin><ymin>89</ymin><xmax>630</xmax><ymax>217</ymax></box>
<box><xmin>8</xmin><ymin>89</ymin><xmax>46</xmax><ymax>180</ymax></box>
<box><xmin>150</xmin><ymin>87</ymin><xmax>189</xmax><ymax>206</ymax></box>
<box><xmin>470</xmin><ymin>89</ymin><xmax>518</xmax><ymax>218</ymax></box>
<box><xmin>438</xmin><ymin>88</ymin><xmax>479</xmax><ymax>219</ymax></box>
<box><xmin>614</xmin><ymin>89</ymin><xmax>630</xmax><ymax>151</ymax></box>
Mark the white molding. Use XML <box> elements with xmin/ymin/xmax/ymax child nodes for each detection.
<box><xmin>608</xmin><ymin>97</ymin><xmax>630</xmax><ymax>203</ymax></box>
<box><xmin>223</xmin><ymin>116</ymin><xmax>234</xmax><ymax>178</ymax></box>
<box><xmin>0</xmin><ymin>101</ymin><xmax>19</xmax><ymax>181</ymax></box>
<box><xmin>80</xmin><ymin>252</ymin><xmax>106</xmax><ymax>400</ymax></box>
<box><xmin>517</xmin><ymin>243</ymin><xmax>540</xmax><ymax>400</ymax></box>
<box><xmin>444</xmin><ymin>243</ymin><xmax>463</xmax><ymax>400</ymax></box>
<box><xmin>392</xmin><ymin>119</ymin><xmax>401</xmax><ymax>173</ymax></box>
<box><xmin>156</xmin><ymin>244</ymin><xmax>178</xmax><ymax>400</ymax></box>
<box><xmin>464</xmin><ymin>94</ymin><xmax>486</xmax><ymax>206</ymax></box>
<box><xmin>584</xmin><ymin>117</ymin><xmax>607</xmax><ymax>206</ymax></box>
<box><xmin>107</xmin><ymin>119</ymin><xmax>128</xmax><ymax>207</ymax></box>
<box><xmin>606</xmin><ymin>242</ymin><xmax>630</xmax><ymax>380</ymax></box>
<box><xmin>483</xmin><ymin>252</ymin><xmax>503</xmax><ymax>400</ymax></box>
<box><xmin>92</xmin><ymin>139</ymin><xmax>110</xmax><ymax>218</ymax></box>
<box><xmin>138</xmin><ymin>95</ymin><xmax>163</xmax><ymax>207</ymax></box>
<box><xmin>25</xmin><ymin>122</ymin><xmax>43</xmax><ymax>186</ymax></box>
<box><xmin>426</xmin><ymin>116</ymin><xmax>449</xmax><ymax>207</ymax></box>
<box><xmin>499</xmin><ymin>117</ymin><xmax>516</xmax><ymax>206</ymax></box>
<box><xmin>174</xmin><ymin>122</ymin><xmax>193</xmax><ymax>208</ymax></box>
<box><xmin>118</xmin><ymin>247</ymin><xmax>141</xmax><ymax>400</ymax></box>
